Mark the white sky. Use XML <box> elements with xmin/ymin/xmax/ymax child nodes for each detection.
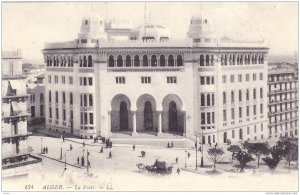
<box><xmin>2</xmin><ymin>2</ymin><xmax>298</xmax><ymax>60</ymax></box>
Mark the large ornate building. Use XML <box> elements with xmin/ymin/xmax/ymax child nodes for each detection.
<box><xmin>42</xmin><ymin>13</ymin><xmax>269</xmax><ymax>144</ymax></box>
<box><xmin>2</xmin><ymin>49</ymin><xmax>41</xmax><ymax>178</ymax></box>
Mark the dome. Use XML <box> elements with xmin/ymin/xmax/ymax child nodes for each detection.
<box><xmin>187</xmin><ymin>12</ymin><xmax>214</xmax><ymax>40</ymax></box>
<box><xmin>129</xmin><ymin>24</ymin><xmax>171</xmax><ymax>41</ymax></box>
<box><xmin>78</xmin><ymin>13</ymin><xmax>106</xmax><ymax>40</ymax></box>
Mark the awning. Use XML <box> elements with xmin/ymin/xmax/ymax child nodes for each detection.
<box><xmin>9</xmin><ymin>80</ymin><xmax>26</xmax><ymax>96</ymax></box>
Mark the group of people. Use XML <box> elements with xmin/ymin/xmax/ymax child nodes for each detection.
<box><xmin>42</xmin><ymin>147</ymin><xmax>48</xmax><ymax>154</ymax></box>
<box><xmin>167</xmin><ymin>141</ymin><xmax>174</xmax><ymax>148</ymax></box>
<box><xmin>77</xmin><ymin>156</ymin><xmax>91</xmax><ymax>168</ymax></box>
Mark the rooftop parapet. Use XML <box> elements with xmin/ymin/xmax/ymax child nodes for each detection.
<box><xmin>2</xmin><ymin>49</ymin><xmax>22</xmax><ymax>59</ymax></box>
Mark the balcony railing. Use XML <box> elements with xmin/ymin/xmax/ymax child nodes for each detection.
<box><xmin>269</xmin><ymin>98</ymin><xmax>299</xmax><ymax>105</ymax></box>
<box><xmin>269</xmin><ymin>88</ymin><xmax>298</xmax><ymax>94</ymax></box>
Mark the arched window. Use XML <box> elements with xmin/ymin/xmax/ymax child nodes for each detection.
<box><xmin>60</xmin><ymin>57</ymin><xmax>64</xmax><ymax>66</ymax></box>
<box><xmin>239</xmin><ymin>90</ymin><xmax>242</xmax><ymax>101</ymax></box>
<box><xmin>46</xmin><ymin>56</ymin><xmax>49</xmax><ymax>66</ymax></box>
<box><xmin>200</xmin><ymin>55</ymin><xmax>205</xmax><ymax>66</ymax></box>
<box><xmin>221</xmin><ymin>55</ymin><xmax>224</xmax><ymax>65</ymax></box>
<box><xmin>79</xmin><ymin>56</ymin><xmax>83</xmax><ymax>67</ymax></box>
<box><xmin>89</xmin><ymin>94</ymin><xmax>93</xmax><ymax>107</ymax></box>
<box><xmin>168</xmin><ymin>55</ymin><xmax>174</xmax><ymax>66</ymax></box>
<box><xmin>210</xmin><ymin>55</ymin><xmax>214</xmax><ymax>66</ymax></box>
<box><xmin>160</xmin><ymin>55</ymin><xmax>165</xmax><ymax>66</ymax></box>
<box><xmin>70</xmin><ymin>93</ymin><xmax>73</xmax><ymax>105</ymax></box>
<box><xmin>233</xmin><ymin>54</ymin><xmax>236</xmax><ymax>65</ymax></box>
<box><xmin>117</xmin><ymin>55</ymin><xmax>123</xmax><ymax>67</ymax></box>
<box><xmin>67</xmin><ymin>56</ymin><xmax>70</xmax><ymax>67</ymax></box>
<box><xmin>53</xmin><ymin>57</ymin><xmax>56</xmax><ymax>66</ymax></box>
<box><xmin>246</xmin><ymin>89</ymin><xmax>249</xmax><ymax>100</ymax></box>
<box><xmin>56</xmin><ymin>57</ymin><xmax>59</xmax><ymax>67</ymax></box>
<box><xmin>84</xmin><ymin>95</ymin><xmax>87</xmax><ymax>107</ymax></box>
<box><xmin>205</xmin><ymin>55</ymin><xmax>210</xmax><ymax>66</ymax></box>
<box><xmin>229</xmin><ymin>55</ymin><xmax>232</xmax><ymax>65</ymax></box>
<box><xmin>71</xmin><ymin>57</ymin><xmax>74</xmax><ymax>67</ymax></box>
<box><xmin>212</xmin><ymin>94</ymin><xmax>215</xmax><ymax>105</ymax></box>
<box><xmin>237</xmin><ymin>55</ymin><xmax>239</xmax><ymax>65</ymax></box>
<box><xmin>126</xmin><ymin>55</ymin><xmax>131</xmax><ymax>67</ymax></box>
<box><xmin>239</xmin><ymin>129</ymin><xmax>243</xmax><ymax>140</ymax></box>
<box><xmin>134</xmin><ymin>55</ymin><xmax>140</xmax><ymax>67</ymax></box>
<box><xmin>207</xmin><ymin>94</ymin><xmax>211</xmax><ymax>106</ymax></box>
<box><xmin>224</xmin><ymin>55</ymin><xmax>228</xmax><ymax>65</ymax></box>
<box><xmin>177</xmin><ymin>55</ymin><xmax>183</xmax><ymax>66</ymax></box>
<box><xmin>151</xmin><ymin>55</ymin><xmax>157</xmax><ymax>66</ymax></box>
<box><xmin>231</xmin><ymin>91</ymin><xmax>234</xmax><ymax>103</ymax></box>
<box><xmin>108</xmin><ymin>55</ymin><xmax>114</xmax><ymax>67</ymax></box>
<box><xmin>240</xmin><ymin>55</ymin><xmax>243</xmax><ymax>65</ymax></box>
<box><xmin>83</xmin><ymin>56</ymin><xmax>87</xmax><ymax>67</ymax></box>
<box><xmin>88</xmin><ymin>55</ymin><xmax>93</xmax><ymax>67</ymax></box>
<box><xmin>62</xmin><ymin>92</ymin><xmax>66</xmax><ymax>104</ymax></box>
<box><xmin>261</xmin><ymin>55</ymin><xmax>264</xmax><ymax>64</ymax></box>
<box><xmin>223</xmin><ymin>92</ymin><xmax>226</xmax><ymax>104</ymax></box>
<box><xmin>201</xmin><ymin>94</ymin><xmax>205</xmax><ymax>106</ymax></box>
<box><xmin>143</xmin><ymin>55</ymin><xmax>148</xmax><ymax>67</ymax></box>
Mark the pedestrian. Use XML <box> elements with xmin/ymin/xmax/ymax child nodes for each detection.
<box><xmin>198</xmin><ymin>146</ymin><xmax>202</xmax><ymax>152</ymax></box>
<box><xmin>171</xmin><ymin>141</ymin><xmax>174</xmax><ymax>148</ymax></box>
<box><xmin>70</xmin><ymin>144</ymin><xmax>73</xmax><ymax>151</ymax></box>
<box><xmin>132</xmin><ymin>144</ymin><xmax>135</xmax><ymax>151</ymax></box>
<box><xmin>88</xmin><ymin>160</ymin><xmax>91</xmax><ymax>168</ymax></box>
<box><xmin>45</xmin><ymin>147</ymin><xmax>48</xmax><ymax>154</ymax></box>
<box><xmin>209</xmin><ymin>142</ymin><xmax>212</xmax><ymax>147</ymax></box>
<box><xmin>175</xmin><ymin>157</ymin><xmax>178</xmax><ymax>164</ymax></box>
<box><xmin>81</xmin><ymin>156</ymin><xmax>85</xmax><ymax>166</ymax></box>
<box><xmin>177</xmin><ymin>168</ymin><xmax>180</xmax><ymax>175</ymax></box>
<box><xmin>188</xmin><ymin>152</ymin><xmax>191</xmax><ymax>159</ymax></box>
<box><xmin>83</xmin><ymin>141</ymin><xmax>85</xmax><ymax>148</ymax></box>
<box><xmin>167</xmin><ymin>142</ymin><xmax>170</xmax><ymax>148</ymax></box>
<box><xmin>215</xmin><ymin>142</ymin><xmax>218</xmax><ymax>148</ymax></box>
<box><xmin>109</xmin><ymin>151</ymin><xmax>112</xmax><ymax>158</ymax></box>
<box><xmin>77</xmin><ymin>157</ymin><xmax>80</xmax><ymax>165</ymax></box>
<box><xmin>100</xmin><ymin>147</ymin><xmax>103</xmax><ymax>153</ymax></box>
<box><xmin>43</xmin><ymin>147</ymin><xmax>45</xmax><ymax>154</ymax></box>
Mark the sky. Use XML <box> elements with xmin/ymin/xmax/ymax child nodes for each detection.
<box><xmin>2</xmin><ymin>2</ymin><xmax>298</xmax><ymax>61</ymax></box>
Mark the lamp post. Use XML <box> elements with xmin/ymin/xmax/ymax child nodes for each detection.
<box><xmin>64</xmin><ymin>152</ymin><xmax>67</xmax><ymax>171</ymax></box>
<box><xmin>195</xmin><ymin>134</ymin><xmax>198</xmax><ymax>171</ymax></box>
<box><xmin>60</xmin><ymin>142</ymin><xmax>63</xmax><ymax>160</ymax></box>
<box><xmin>185</xmin><ymin>150</ymin><xmax>187</xmax><ymax>169</ymax></box>
<box><xmin>200</xmin><ymin>128</ymin><xmax>204</xmax><ymax>168</ymax></box>
<box><xmin>87</xmin><ymin>149</ymin><xmax>89</xmax><ymax>175</ymax></box>
<box><xmin>40</xmin><ymin>137</ymin><xmax>43</xmax><ymax>154</ymax></box>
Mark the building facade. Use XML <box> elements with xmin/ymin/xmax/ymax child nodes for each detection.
<box><xmin>42</xmin><ymin>13</ymin><xmax>269</xmax><ymax>144</ymax></box>
<box><xmin>268</xmin><ymin>63</ymin><xmax>298</xmax><ymax>138</ymax></box>
<box><xmin>26</xmin><ymin>73</ymin><xmax>45</xmax><ymax>123</ymax></box>
<box><xmin>2</xmin><ymin>49</ymin><xmax>41</xmax><ymax>178</ymax></box>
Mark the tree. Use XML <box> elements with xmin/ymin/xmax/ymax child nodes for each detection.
<box><xmin>234</xmin><ymin>150</ymin><xmax>254</xmax><ymax>172</ymax></box>
<box><xmin>227</xmin><ymin>145</ymin><xmax>241</xmax><ymax>162</ymax></box>
<box><xmin>243</xmin><ymin>141</ymin><xmax>270</xmax><ymax>168</ymax></box>
<box><xmin>276</xmin><ymin>137</ymin><xmax>298</xmax><ymax>171</ymax></box>
<box><xmin>207</xmin><ymin>147</ymin><xmax>224</xmax><ymax>172</ymax></box>
<box><xmin>262</xmin><ymin>145</ymin><xmax>282</xmax><ymax>172</ymax></box>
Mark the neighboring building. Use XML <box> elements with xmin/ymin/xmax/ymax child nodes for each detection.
<box><xmin>26</xmin><ymin>73</ymin><xmax>45</xmax><ymax>123</ymax></box>
<box><xmin>22</xmin><ymin>63</ymin><xmax>45</xmax><ymax>76</ymax></box>
<box><xmin>268</xmin><ymin>63</ymin><xmax>298</xmax><ymax>138</ymax></box>
<box><xmin>2</xmin><ymin>49</ymin><xmax>42</xmax><ymax>178</ymax></box>
<box><xmin>42</xmin><ymin>13</ymin><xmax>269</xmax><ymax>144</ymax></box>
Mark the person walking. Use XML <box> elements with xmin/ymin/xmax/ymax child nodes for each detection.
<box><xmin>81</xmin><ymin>156</ymin><xmax>85</xmax><ymax>166</ymax></box>
<box><xmin>132</xmin><ymin>144</ymin><xmax>135</xmax><ymax>151</ymax></box>
<box><xmin>171</xmin><ymin>141</ymin><xmax>174</xmax><ymax>148</ymax></box>
<box><xmin>88</xmin><ymin>160</ymin><xmax>91</xmax><ymax>168</ymax></box>
<box><xmin>100</xmin><ymin>147</ymin><xmax>103</xmax><ymax>153</ymax></box>
<box><xmin>215</xmin><ymin>142</ymin><xmax>218</xmax><ymax>148</ymax></box>
<box><xmin>177</xmin><ymin>168</ymin><xmax>180</xmax><ymax>175</ymax></box>
<box><xmin>70</xmin><ymin>144</ymin><xmax>73</xmax><ymax>151</ymax></box>
<box><xmin>188</xmin><ymin>152</ymin><xmax>191</xmax><ymax>159</ymax></box>
<box><xmin>167</xmin><ymin>142</ymin><xmax>170</xmax><ymax>148</ymax></box>
<box><xmin>109</xmin><ymin>151</ymin><xmax>112</xmax><ymax>158</ymax></box>
<box><xmin>45</xmin><ymin>147</ymin><xmax>48</xmax><ymax>154</ymax></box>
<box><xmin>77</xmin><ymin>157</ymin><xmax>80</xmax><ymax>165</ymax></box>
<box><xmin>175</xmin><ymin>157</ymin><xmax>178</xmax><ymax>164</ymax></box>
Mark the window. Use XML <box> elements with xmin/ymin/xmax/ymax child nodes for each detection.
<box><xmin>200</xmin><ymin>77</ymin><xmax>205</xmax><ymax>85</ymax></box>
<box><xmin>207</xmin><ymin>113</ymin><xmax>211</xmax><ymax>124</ymax></box>
<box><xmin>206</xmin><ymin>77</ymin><xmax>210</xmax><ymax>85</ymax></box>
<box><xmin>222</xmin><ymin>75</ymin><xmax>226</xmax><ymax>83</ymax></box>
<box><xmin>253</xmin><ymin>88</ymin><xmax>256</xmax><ymax>99</ymax></box>
<box><xmin>63</xmin><ymin>109</ymin><xmax>66</xmax><ymax>121</ymax></box>
<box><xmin>141</xmin><ymin>77</ymin><xmax>151</xmax><ymax>84</ymax></box>
<box><xmin>223</xmin><ymin>110</ymin><xmax>227</xmax><ymax>121</ymax></box>
<box><xmin>238</xmin><ymin>74</ymin><xmax>242</xmax><ymax>82</ymax></box>
<box><xmin>200</xmin><ymin>55</ymin><xmax>204</xmax><ymax>66</ymax></box>
<box><xmin>231</xmin><ymin>108</ymin><xmax>235</xmax><ymax>120</ymax></box>
<box><xmin>55</xmin><ymin>75</ymin><xmax>58</xmax><ymax>84</ymax></box>
<box><xmin>143</xmin><ymin>55</ymin><xmax>148</xmax><ymax>67</ymax></box>
<box><xmin>69</xmin><ymin>76</ymin><xmax>73</xmax><ymax>85</ymax></box>
<box><xmin>253</xmin><ymin>105</ymin><xmax>257</xmax><ymax>115</ymax></box>
<box><xmin>84</xmin><ymin>113</ymin><xmax>88</xmax><ymax>124</ymax></box>
<box><xmin>62</xmin><ymin>92</ymin><xmax>65</xmax><ymax>104</ymax></box>
<box><xmin>56</xmin><ymin>108</ymin><xmax>59</xmax><ymax>119</ymax></box>
<box><xmin>108</xmin><ymin>55</ymin><xmax>114</xmax><ymax>67</ymax></box>
<box><xmin>223</xmin><ymin>92</ymin><xmax>226</xmax><ymax>104</ymax></box>
<box><xmin>211</xmin><ymin>77</ymin><xmax>214</xmax><ymax>84</ymax></box>
<box><xmin>167</xmin><ymin>76</ymin><xmax>177</xmax><ymax>84</ymax></box>
<box><xmin>253</xmin><ymin>73</ymin><xmax>256</xmax><ymax>81</ymax></box>
<box><xmin>201</xmin><ymin>113</ymin><xmax>205</xmax><ymax>124</ymax></box>
<box><xmin>246</xmin><ymin>106</ymin><xmax>249</xmax><ymax>117</ymax></box>
<box><xmin>246</xmin><ymin>89</ymin><xmax>249</xmax><ymax>100</ymax></box>
<box><xmin>49</xmin><ymin>91</ymin><xmax>51</xmax><ymax>103</ymax></box>
<box><xmin>88</xmin><ymin>78</ymin><xmax>93</xmax><ymax>86</ymax></box>
<box><xmin>232</xmin><ymin>130</ymin><xmax>235</xmax><ymax>138</ymax></box>
<box><xmin>83</xmin><ymin>78</ymin><xmax>87</xmax><ymax>86</ymax></box>
<box><xmin>31</xmin><ymin>106</ymin><xmax>35</xmax><ymax>118</ymax></box>
<box><xmin>230</xmin><ymin>75</ymin><xmax>235</xmax><ymax>83</ymax></box>
<box><xmin>89</xmin><ymin>113</ymin><xmax>93</xmax><ymax>124</ymax></box>
<box><xmin>40</xmin><ymin>93</ymin><xmax>44</xmax><ymax>102</ymax></box>
<box><xmin>260</xmin><ymin>104</ymin><xmax>263</xmax><ymax>114</ymax></box>
<box><xmin>247</xmin><ymin>127</ymin><xmax>250</xmax><ymax>134</ymax></box>
<box><xmin>260</xmin><ymin>88</ymin><xmax>263</xmax><ymax>99</ymax></box>
<box><xmin>212</xmin><ymin>112</ymin><xmax>215</xmax><ymax>123</ymax></box>
<box><xmin>239</xmin><ymin>90</ymin><xmax>242</xmax><ymax>101</ymax></box>
<box><xmin>62</xmin><ymin>76</ymin><xmax>65</xmax><ymax>84</ymax></box>
<box><xmin>201</xmin><ymin>94</ymin><xmax>205</xmax><ymax>106</ymax></box>
<box><xmin>231</xmin><ymin>91</ymin><xmax>234</xmax><ymax>103</ymax></box>
<box><xmin>239</xmin><ymin>107</ymin><xmax>242</xmax><ymax>118</ymax></box>
<box><xmin>70</xmin><ymin>93</ymin><xmax>73</xmax><ymax>105</ymax></box>
<box><xmin>177</xmin><ymin>55</ymin><xmax>183</xmax><ymax>66</ymax></box>
<box><xmin>89</xmin><ymin>95</ymin><xmax>93</xmax><ymax>107</ymax></box>
<box><xmin>48</xmin><ymin>75</ymin><xmax>51</xmax><ymax>83</ymax></box>
<box><xmin>246</xmin><ymin>74</ymin><xmax>250</xmax><ymax>82</ymax></box>
<box><xmin>88</xmin><ymin>55</ymin><xmax>93</xmax><ymax>67</ymax></box>
<box><xmin>116</xmin><ymin>77</ymin><xmax>125</xmax><ymax>84</ymax></box>
<box><xmin>212</xmin><ymin>94</ymin><xmax>215</xmax><ymax>106</ymax></box>
<box><xmin>55</xmin><ymin>91</ymin><xmax>58</xmax><ymax>103</ymax></box>
<box><xmin>260</xmin><ymin>73</ymin><xmax>263</xmax><ymax>80</ymax></box>
<box><xmin>207</xmin><ymin>94</ymin><xmax>211</xmax><ymax>106</ymax></box>
<box><xmin>49</xmin><ymin>107</ymin><xmax>52</xmax><ymax>118</ymax></box>
<box><xmin>168</xmin><ymin>55</ymin><xmax>174</xmax><ymax>66</ymax></box>
<box><xmin>70</xmin><ymin>110</ymin><xmax>73</xmax><ymax>120</ymax></box>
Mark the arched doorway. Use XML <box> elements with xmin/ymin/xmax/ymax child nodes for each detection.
<box><xmin>168</xmin><ymin>101</ymin><xmax>178</xmax><ymax>132</ymax></box>
<box><xmin>120</xmin><ymin>101</ymin><xmax>128</xmax><ymax>131</ymax></box>
<box><xmin>144</xmin><ymin>101</ymin><xmax>153</xmax><ymax>131</ymax></box>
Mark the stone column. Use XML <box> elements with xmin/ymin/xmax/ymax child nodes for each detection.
<box><xmin>157</xmin><ymin>111</ymin><xmax>162</xmax><ymax>135</ymax></box>
<box><xmin>132</xmin><ymin>111</ymin><xmax>137</xmax><ymax>135</ymax></box>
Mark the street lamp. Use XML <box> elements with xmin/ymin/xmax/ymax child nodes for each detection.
<box><xmin>185</xmin><ymin>150</ymin><xmax>187</xmax><ymax>169</ymax></box>
<box><xmin>64</xmin><ymin>152</ymin><xmax>67</xmax><ymax>171</ymax></box>
<box><xmin>195</xmin><ymin>134</ymin><xmax>198</xmax><ymax>171</ymax></box>
<box><xmin>40</xmin><ymin>137</ymin><xmax>43</xmax><ymax>154</ymax></box>
<box><xmin>200</xmin><ymin>128</ymin><xmax>204</xmax><ymax>168</ymax></box>
<box><xmin>60</xmin><ymin>142</ymin><xmax>63</xmax><ymax>160</ymax></box>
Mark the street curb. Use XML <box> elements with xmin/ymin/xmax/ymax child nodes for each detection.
<box><xmin>38</xmin><ymin>154</ymin><xmax>85</xmax><ymax>169</ymax></box>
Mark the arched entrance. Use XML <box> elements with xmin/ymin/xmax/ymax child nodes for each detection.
<box><xmin>168</xmin><ymin>101</ymin><xmax>178</xmax><ymax>132</ymax></box>
<box><xmin>136</xmin><ymin>94</ymin><xmax>157</xmax><ymax>132</ymax></box>
<box><xmin>162</xmin><ymin>94</ymin><xmax>185</xmax><ymax>135</ymax></box>
<box><xmin>144</xmin><ymin>101</ymin><xmax>153</xmax><ymax>131</ymax></box>
<box><xmin>120</xmin><ymin>101</ymin><xmax>128</xmax><ymax>131</ymax></box>
<box><xmin>111</xmin><ymin>94</ymin><xmax>132</xmax><ymax>132</ymax></box>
